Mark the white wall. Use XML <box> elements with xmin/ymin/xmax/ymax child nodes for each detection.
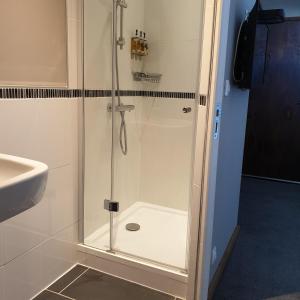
<box><xmin>0</xmin><ymin>1</ymin><xmax>83</xmax><ymax>299</ymax></box>
<box><xmin>209</xmin><ymin>0</ymin><xmax>254</xmax><ymax>279</ymax></box>
<box><xmin>139</xmin><ymin>0</ymin><xmax>203</xmax><ymax>211</ymax></box>
<box><xmin>262</xmin><ymin>0</ymin><xmax>300</xmax><ymax>17</ymax></box>
<box><xmin>84</xmin><ymin>0</ymin><xmax>145</xmax><ymax>90</ymax></box>
<box><xmin>139</xmin><ymin>98</ymin><xmax>195</xmax><ymax>210</ymax></box>
<box><xmin>143</xmin><ymin>0</ymin><xmax>202</xmax><ymax>93</ymax></box>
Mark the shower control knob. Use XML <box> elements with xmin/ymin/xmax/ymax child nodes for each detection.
<box><xmin>182</xmin><ymin>107</ymin><xmax>192</xmax><ymax>113</ymax></box>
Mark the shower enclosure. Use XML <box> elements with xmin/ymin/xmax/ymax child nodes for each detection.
<box><xmin>81</xmin><ymin>0</ymin><xmax>206</xmax><ymax>289</ymax></box>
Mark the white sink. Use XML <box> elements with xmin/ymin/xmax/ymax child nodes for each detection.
<box><xmin>0</xmin><ymin>154</ymin><xmax>48</xmax><ymax>222</ymax></box>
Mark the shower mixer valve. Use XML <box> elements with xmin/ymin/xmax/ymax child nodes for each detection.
<box><xmin>107</xmin><ymin>103</ymin><xmax>135</xmax><ymax>113</ymax></box>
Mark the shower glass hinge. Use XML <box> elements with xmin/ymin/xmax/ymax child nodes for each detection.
<box><xmin>104</xmin><ymin>199</ymin><xmax>119</xmax><ymax>212</ymax></box>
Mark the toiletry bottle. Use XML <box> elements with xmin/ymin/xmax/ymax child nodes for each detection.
<box><xmin>139</xmin><ymin>31</ymin><xmax>145</xmax><ymax>55</ymax></box>
<box><xmin>144</xmin><ymin>32</ymin><xmax>148</xmax><ymax>56</ymax></box>
<box><xmin>131</xmin><ymin>29</ymin><xmax>139</xmax><ymax>55</ymax></box>
<box><xmin>136</xmin><ymin>30</ymin><xmax>141</xmax><ymax>55</ymax></box>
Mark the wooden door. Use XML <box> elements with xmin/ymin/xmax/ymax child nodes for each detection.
<box><xmin>243</xmin><ymin>19</ymin><xmax>300</xmax><ymax>182</ymax></box>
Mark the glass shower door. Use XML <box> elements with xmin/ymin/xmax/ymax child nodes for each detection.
<box><xmin>111</xmin><ymin>99</ymin><xmax>196</xmax><ymax>271</ymax></box>
<box><xmin>83</xmin><ymin>0</ymin><xmax>113</xmax><ymax>252</ymax></box>
<box><xmin>110</xmin><ymin>0</ymin><xmax>203</xmax><ymax>271</ymax></box>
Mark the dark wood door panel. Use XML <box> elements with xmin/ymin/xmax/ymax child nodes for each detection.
<box><xmin>243</xmin><ymin>20</ymin><xmax>300</xmax><ymax>182</ymax></box>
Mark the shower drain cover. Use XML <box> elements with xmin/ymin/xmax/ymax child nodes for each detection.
<box><xmin>126</xmin><ymin>223</ymin><xmax>140</xmax><ymax>232</ymax></box>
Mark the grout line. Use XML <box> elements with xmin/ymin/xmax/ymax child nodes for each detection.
<box><xmin>59</xmin><ymin>267</ymin><xmax>90</xmax><ymax>294</ymax></box>
<box><xmin>45</xmin><ymin>290</ymin><xmax>76</xmax><ymax>300</ymax></box>
<box><xmin>29</xmin><ymin>265</ymin><xmax>78</xmax><ymax>300</ymax></box>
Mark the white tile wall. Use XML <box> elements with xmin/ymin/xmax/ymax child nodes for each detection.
<box><xmin>0</xmin><ymin>1</ymin><xmax>83</xmax><ymax>299</ymax></box>
<box><xmin>84</xmin><ymin>0</ymin><xmax>145</xmax><ymax>90</ymax></box>
<box><xmin>144</xmin><ymin>0</ymin><xmax>202</xmax><ymax>42</ymax></box>
<box><xmin>84</xmin><ymin>97</ymin><xmax>112</xmax><ymax>237</ymax></box>
<box><xmin>139</xmin><ymin>98</ymin><xmax>195</xmax><ymax>210</ymax></box>
<box><xmin>0</xmin><ymin>99</ymin><xmax>81</xmax><ymax>300</ymax></box>
<box><xmin>4</xmin><ymin>224</ymin><xmax>83</xmax><ymax>300</ymax></box>
<box><xmin>144</xmin><ymin>0</ymin><xmax>203</xmax><ymax>93</ymax></box>
<box><xmin>84</xmin><ymin>0</ymin><xmax>112</xmax><ymax>90</ymax></box>
<box><xmin>144</xmin><ymin>40</ymin><xmax>201</xmax><ymax>92</ymax></box>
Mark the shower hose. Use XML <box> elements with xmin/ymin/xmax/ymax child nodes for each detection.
<box><xmin>115</xmin><ymin>30</ymin><xmax>128</xmax><ymax>156</ymax></box>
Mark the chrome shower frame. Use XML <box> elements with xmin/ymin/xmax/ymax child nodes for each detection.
<box><xmin>109</xmin><ymin>0</ymin><xmax>118</xmax><ymax>252</ymax></box>
<box><xmin>108</xmin><ymin>0</ymin><xmax>131</xmax><ymax>252</ymax></box>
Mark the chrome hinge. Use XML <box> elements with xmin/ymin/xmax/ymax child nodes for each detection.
<box><xmin>104</xmin><ymin>199</ymin><xmax>119</xmax><ymax>212</ymax></box>
<box><xmin>213</xmin><ymin>104</ymin><xmax>222</xmax><ymax>140</ymax></box>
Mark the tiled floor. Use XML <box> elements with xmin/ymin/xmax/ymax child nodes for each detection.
<box><xmin>34</xmin><ymin>264</ymin><xmax>181</xmax><ymax>300</ymax></box>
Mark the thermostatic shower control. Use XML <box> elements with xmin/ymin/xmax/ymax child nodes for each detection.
<box><xmin>104</xmin><ymin>199</ymin><xmax>119</xmax><ymax>212</ymax></box>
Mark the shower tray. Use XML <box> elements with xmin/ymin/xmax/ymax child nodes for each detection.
<box><xmin>85</xmin><ymin>202</ymin><xmax>188</xmax><ymax>270</ymax></box>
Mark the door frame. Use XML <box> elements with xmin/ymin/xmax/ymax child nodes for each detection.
<box><xmin>187</xmin><ymin>0</ymin><xmax>233</xmax><ymax>299</ymax></box>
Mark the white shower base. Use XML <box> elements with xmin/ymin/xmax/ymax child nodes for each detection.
<box><xmin>85</xmin><ymin>202</ymin><xmax>188</xmax><ymax>270</ymax></box>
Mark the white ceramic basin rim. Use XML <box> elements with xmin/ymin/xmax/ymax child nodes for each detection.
<box><xmin>0</xmin><ymin>154</ymin><xmax>48</xmax><ymax>222</ymax></box>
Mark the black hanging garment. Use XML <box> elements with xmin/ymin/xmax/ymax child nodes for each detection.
<box><xmin>233</xmin><ymin>0</ymin><xmax>285</xmax><ymax>89</ymax></box>
<box><xmin>233</xmin><ymin>0</ymin><xmax>262</xmax><ymax>89</ymax></box>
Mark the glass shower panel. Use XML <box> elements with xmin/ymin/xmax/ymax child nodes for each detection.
<box><xmin>83</xmin><ymin>0</ymin><xmax>113</xmax><ymax>251</ymax></box>
<box><xmin>111</xmin><ymin>0</ymin><xmax>203</xmax><ymax>271</ymax></box>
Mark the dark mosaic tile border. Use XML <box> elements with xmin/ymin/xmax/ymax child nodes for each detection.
<box><xmin>0</xmin><ymin>88</ymin><xmax>81</xmax><ymax>99</ymax></box>
<box><xmin>83</xmin><ymin>89</ymin><xmax>196</xmax><ymax>99</ymax></box>
<box><xmin>0</xmin><ymin>88</ymin><xmax>206</xmax><ymax>105</ymax></box>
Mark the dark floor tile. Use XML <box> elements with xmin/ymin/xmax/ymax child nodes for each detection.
<box><xmin>33</xmin><ymin>290</ymin><xmax>73</xmax><ymax>300</ymax></box>
<box><xmin>48</xmin><ymin>265</ymin><xmax>88</xmax><ymax>293</ymax></box>
<box><xmin>62</xmin><ymin>269</ymin><xmax>174</xmax><ymax>300</ymax></box>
